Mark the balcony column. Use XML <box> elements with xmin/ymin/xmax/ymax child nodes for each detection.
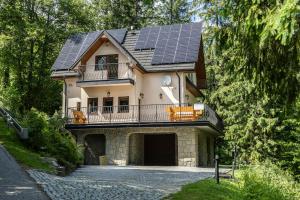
<box><xmin>176</xmin><ymin>127</ymin><xmax>198</xmax><ymax>167</ymax></box>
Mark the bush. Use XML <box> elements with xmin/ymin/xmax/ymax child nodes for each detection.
<box><xmin>23</xmin><ymin>108</ymin><xmax>50</xmax><ymax>150</ymax></box>
<box><xmin>240</xmin><ymin>161</ymin><xmax>299</xmax><ymax>200</ymax></box>
<box><xmin>22</xmin><ymin>108</ymin><xmax>83</xmax><ymax>172</ymax></box>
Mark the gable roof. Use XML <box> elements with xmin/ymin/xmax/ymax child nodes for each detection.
<box><xmin>52</xmin><ymin>22</ymin><xmax>203</xmax><ymax>72</ymax></box>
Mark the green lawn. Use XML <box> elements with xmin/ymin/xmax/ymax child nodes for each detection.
<box><xmin>0</xmin><ymin>118</ymin><xmax>55</xmax><ymax>173</ymax></box>
<box><xmin>166</xmin><ymin>178</ymin><xmax>242</xmax><ymax>200</ymax></box>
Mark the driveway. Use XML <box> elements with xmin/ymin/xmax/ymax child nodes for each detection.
<box><xmin>0</xmin><ymin>145</ymin><xmax>49</xmax><ymax>200</ymax></box>
<box><xmin>28</xmin><ymin>165</ymin><xmax>218</xmax><ymax>200</ymax></box>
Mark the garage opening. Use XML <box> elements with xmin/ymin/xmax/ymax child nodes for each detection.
<box><xmin>84</xmin><ymin>134</ymin><xmax>106</xmax><ymax>165</ymax></box>
<box><xmin>144</xmin><ymin>134</ymin><xmax>177</xmax><ymax>166</ymax></box>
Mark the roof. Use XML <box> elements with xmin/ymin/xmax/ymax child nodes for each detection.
<box><xmin>52</xmin><ymin>22</ymin><xmax>203</xmax><ymax>72</ymax></box>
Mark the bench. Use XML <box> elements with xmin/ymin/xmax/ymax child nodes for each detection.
<box><xmin>166</xmin><ymin>106</ymin><xmax>203</xmax><ymax>121</ymax></box>
<box><xmin>72</xmin><ymin>110</ymin><xmax>87</xmax><ymax>124</ymax></box>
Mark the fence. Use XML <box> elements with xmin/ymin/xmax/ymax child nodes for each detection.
<box><xmin>0</xmin><ymin>108</ymin><xmax>28</xmax><ymax>139</ymax></box>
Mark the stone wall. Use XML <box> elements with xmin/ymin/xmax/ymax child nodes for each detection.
<box><xmin>128</xmin><ymin>133</ymin><xmax>144</xmax><ymax>165</ymax></box>
<box><xmin>198</xmin><ymin>131</ymin><xmax>215</xmax><ymax>167</ymax></box>
<box><xmin>72</xmin><ymin>126</ymin><xmax>217</xmax><ymax>167</ymax></box>
<box><xmin>177</xmin><ymin>129</ymin><xmax>198</xmax><ymax>167</ymax></box>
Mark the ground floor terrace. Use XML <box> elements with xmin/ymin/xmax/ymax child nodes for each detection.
<box><xmin>68</xmin><ymin>125</ymin><xmax>220</xmax><ymax>167</ymax></box>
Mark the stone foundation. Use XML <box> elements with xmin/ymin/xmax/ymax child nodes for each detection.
<box><xmin>73</xmin><ymin>126</ymin><xmax>216</xmax><ymax>167</ymax></box>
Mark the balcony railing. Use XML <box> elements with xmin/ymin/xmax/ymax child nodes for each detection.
<box><xmin>80</xmin><ymin>63</ymin><xmax>134</xmax><ymax>81</ymax></box>
<box><xmin>67</xmin><ymin>104</ymin><xmax>223</xmax><ymax>131</ymax></box>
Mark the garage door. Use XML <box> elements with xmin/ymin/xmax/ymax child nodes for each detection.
<box><xmin>144</xmin><ymin>134</ymin><xmax>176</xmax><ymax>166</ymax></box>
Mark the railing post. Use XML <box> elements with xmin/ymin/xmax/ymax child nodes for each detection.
<box><xmin>155</xmin><ymin>104</ymin><xmax>158</xmax><ymax>122</ymax></box>
<box><xmin>87</xmin><ymin>109</ymin><xmax>89</xmax><ymax>124</ymax></box>
<box><xmin>215</xmin><ymin>154</ymin><xmax>220</xmax><ymax>184</ymax></box>
<box><xmin>131</xmin><ymin>105</ymin><xmax>134</xmax><ymax>122</ymax></box>
<box><xmin>138</xmin><ymin>104</ymin><xmax>141</xmax><ymax>122</ymax></box>
<box><xmin>109</xmin><ymin>107</ymin><xmax>112</xmax><ymax>123</ymax></box>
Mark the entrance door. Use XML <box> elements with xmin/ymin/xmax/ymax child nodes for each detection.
<box><xmin>84</xmin><ymin>134</ymin><xmax>106</xmax><ymax>165</ymax></box>
<box><xmin>144</xmin><ymin>134</ymin><xmax>176</xmax><ymax>166</ymax></box>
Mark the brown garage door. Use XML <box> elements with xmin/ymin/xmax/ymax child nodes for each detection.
<box><xmin>144</xmin><ymin>134</ymin><xmax>176</xmax><ymax>166</ymax></box>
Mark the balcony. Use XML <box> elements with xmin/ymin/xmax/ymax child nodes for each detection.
<box><xmin>76</xmin><ymin>63</ymin><xmax>134</xmax><ymax>87</ymax></box>
<box><xmin>66</xmin><ymin>104</ymin><xmax>223</xmax><ymax>131</ymax></box>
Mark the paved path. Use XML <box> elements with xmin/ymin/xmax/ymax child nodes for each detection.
<box><xmin>0</xmin><ymin>145</ymin><xmax>49</xmax><ymax>200</ymax></box>
<box><xmin>28</xmin><ymin>165</ymin><xmax>218</xmax><ymax>200</ymax></box>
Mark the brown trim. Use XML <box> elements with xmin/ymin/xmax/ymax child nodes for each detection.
<box><xmin>186</xmin><ymin>77</ymin><xmax>204</xmax><ymax>97</ymax></box>
<box><xmin>81</xmin><ymin>38</ymin><xmax>107</xmax><ymax>66</ymax></box>
<box><xmin>70</xmin><ymin>31</ymin><xmax>146</xmax><ymax>73</ymax></box>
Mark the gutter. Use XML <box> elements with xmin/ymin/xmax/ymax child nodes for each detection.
<box><xmin>64</xmin><ymin>79</ymin><xmax>68</xmax><ymax>117</ymax></box>
<box><xmin>176</xmin><ymin>72</ymin><xmax>181</xmax><ymax>106</ymax></box>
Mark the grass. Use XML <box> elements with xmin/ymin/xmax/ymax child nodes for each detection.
<box><xmin>167</xmin><ymin>166</ymin><xmax>299</xmax><ymax>200</ymax></box>
<box><xmin>0</xmin><ymin>118</ymin><xmax>55</xmax><ymax>173</ymax></box>
<box><xmin>166</xmin><ymin>178</ymin><xmax>243</xmax><ymax>200</ymax></box>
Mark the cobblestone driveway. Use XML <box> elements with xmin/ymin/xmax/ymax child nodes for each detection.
<box><xmin>28</xmin><ymin>166</ymin><xmax>215</xmax><ymax>200</ymax></box>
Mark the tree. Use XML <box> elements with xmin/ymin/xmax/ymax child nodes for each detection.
<box><xmin>193</xmin><ymin>0</ymin><xmax>300</xmax><ymax>179</ymax></box>
<box><xmin>155</xmin><ymin>0</ymin><xmax>192</xmax><ymax>25</ymax></box>
<box><xmin>88</xmin><ymin>0</ymin><xmax>156</xmax><ymax>29</ymax></box>
<box><xmin>0</xmin><ymin>0</ymin><xmax>93</xmax><ymax>114</ymax></box>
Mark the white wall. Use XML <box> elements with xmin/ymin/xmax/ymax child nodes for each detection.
<box><xmin>80</xmin><ymin>85</ymin><xmax>135</xmax><ymax>108</ymax></box>
<box><xmin>141</xmin><ymin>72</ymin><xmax>178</xmax><ymax>105</ymax></box>
<box><xmin>66</xmin><ymin>78</ymin><xmax>81</xmax><ymax>108</ymax></box>
<box><xmin>85</xmin><ymin>41</ymin><xmax>128</xmax><ymax>73</ymax></box>
<box><xmin>63</xmin><ymin>39</ymin><xmax>199</xmax><ymax>114</ymax></box>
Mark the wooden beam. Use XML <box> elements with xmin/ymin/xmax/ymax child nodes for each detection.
<box><xmin>81</xmin><ymin>38</ymin><xmax>108</xmax><ymax>66</ymax></box>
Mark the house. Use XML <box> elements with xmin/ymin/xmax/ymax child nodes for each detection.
<box><xmin>51</xmin><ymin>22</ymin><xmax>223</xmax><ymax>167</ymax></box>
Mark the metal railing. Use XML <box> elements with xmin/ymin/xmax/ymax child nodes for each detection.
<box><xmin>67</xmin><ymin>103</ymin><xmax>223</xmax><ymax>131</ymax></box>
<box><xmin>80</xmin><ymin>63</ymin><xmax>134</xmax><ymax>81</ymax></box>
<box><xmin>0</xmin><ymin>108</ymin><xmax>28</xmax><ymax>139</ymax></box>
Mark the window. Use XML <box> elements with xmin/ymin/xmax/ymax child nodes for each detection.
<box><xmin>118</xmin><ymin>97</ymin><xmax>129</xmax><ymax>113</ymax></box>
<box><xmin>76</xmin><ymin>102</ymin><xmax>81</xmax><ymax>111</ymax></box>
<box><xmin>103</xmin><ymin>97</ymin><xmax>113</xmax><ymax>113</ymax></box>
<box><xmin>95</xmin><ymin>54</ymin><xmax>118</xmax><ymax>79</ymax></box>
<box><xmin>88</xmin><ymin>98</ymin><xmax>98</xmax><ymax>114</ymax></box>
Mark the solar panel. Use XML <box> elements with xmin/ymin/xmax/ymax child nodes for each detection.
<box><xmin>135</xmin><ymin>26</ymin><xmax>160</xmax><ymax>50</ymax></box>
<box><xmin>151</xmin><ymin>22</ymin><xmax>203</xmax><ymax>65</ymax></box>
<box><xmin>53</xmin><ymin>31</ymin><xmax>102</xmax><ymax>70</ymax></box>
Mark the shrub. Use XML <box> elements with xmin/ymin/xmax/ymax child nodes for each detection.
<box><xmin>22</xmin><ymin>108</ymin><xmax>83</xmax><ymax>172</ymax></box>
<box><xmin>240</xmin><ymin>161</ymin><xmax>299</xmax><ymax>200</ymax></box>
<box><xmin>23</xmin><ymin>108</ymin><xmax>50</xmax><ymax>150</ymax></box>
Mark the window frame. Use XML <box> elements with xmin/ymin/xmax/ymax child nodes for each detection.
<box><xmin>118</xmin><ymin>96</ymin><xmax>129</xmax><ymax>113</ymax></box>
<box><xmin>102</xmin><ymin>97</ymin><xmax>114</xmax><ymax>113</ymax></box>
<box><xmin>76</xmin><ymin>102</ymin><xmax>81</xmax><ymax>111</ymax></box>
<box><xmin>95</xmin><ymin>54</ymin><xmax>118</xmax><ymax>72</ymax></box>
<box><xmin>88</xmin><ymin>98</ymin><xmax>98</xmax><ymax>114</ymax></box>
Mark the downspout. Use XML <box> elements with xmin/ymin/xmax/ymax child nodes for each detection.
<box><xmin>176</xmin><ymin>72</ymin><xmax>181</xmax><ymax>106</ymax></box>
<box><xmin>63</xmin><ymin>78</ymin><xmax>68</xmax><ymax>118</ymax></box>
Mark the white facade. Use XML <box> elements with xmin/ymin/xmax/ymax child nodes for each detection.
<box><xmin>63</xmin><ymin>40</ymin><xmax>199</xmax><ymax>118</ymax></box>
